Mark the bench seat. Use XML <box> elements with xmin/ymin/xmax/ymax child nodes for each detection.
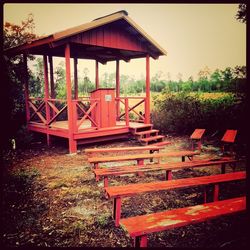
<box><xmin>88</xmin><ymin>150</ymin><xmax>200</xmax><ymax>168</ymax></box>
<box><xmin>94</xmin><ymin>158</ymin><xmax>240</xmax><ymax>186</ymax></box>
<box><xmin>84</xmin><ymin>145</ymin><xmax>164</xmax><ymax>155</ymax></box>
<box><xmin>105</xmin><ymin>171</ymin><xmax>245</xmax><ymax>226</ymax></box>
<box><xmin>120</xmin><ymin>196</ymin><xmax>246</xmax><ymax>247</ymax></box>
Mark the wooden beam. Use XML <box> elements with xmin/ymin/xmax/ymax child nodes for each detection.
<box><xmin>65</xmin><ymin>43</ymin><xmax>77</xmax><ymax>153</ymax></box>
<box><xmin>23</xmin><ymin>54</ymin><xmax>30</xmax><ymax>122</ymax></box>
<box><xmin>116</xmin><ymin>60</ymin><xmax>120</xmax><ymax>119</ymax></box>
<box><xmin>74</xmin><ymin>58</ymin><xmax>78</xmax><ymax>99</ymax></box>
<box><xmin>95</xmin><ymin>60</ymin><xmax>99</xmax><ymax>89</ymax></box>
<box><xmin>43</xmin><ymin>55</ymin><xmax>51</xmax><ymax>146</ymax></box>
<box><xmin>48</xmin><ymin>56</ymin><xmax>55</xmax><ymax>99</ymax></box>
<box><xmin>145</xmin><ymin>55</ymin><xmax>150</xmax><ymax>124</ymax></box>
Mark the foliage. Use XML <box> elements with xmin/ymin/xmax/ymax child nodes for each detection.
<box><xmin>236</xmin><ymin>4</ymin><xmax>246</xmax><ymax>23</ymax></box>
<box><xmin>152</xmin><ymin>92</ymin><xmax>247</xmax><ymax>138</ymax></box>
<box><xmin>2</xmin><ymin>14</ymin><xmax>38</xmax><ymax>152</ymax></box>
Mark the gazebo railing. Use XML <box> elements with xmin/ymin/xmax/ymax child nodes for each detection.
<box><xmin>116</xmin><ymin>97</ymin><xmax>146</xmax><ymax>124</ymax></box>
<box><xmin>73</xmin><ymin>97</ymin><xmax>100</xmax><ymax>131</ymax></box>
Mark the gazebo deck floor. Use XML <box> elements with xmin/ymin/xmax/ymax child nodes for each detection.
<box><xmin>28</xmin><ymin>119</ymin><xmax>152</xmax><ymax>142</ymax></box>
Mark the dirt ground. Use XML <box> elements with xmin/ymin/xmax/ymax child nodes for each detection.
<box><xmin>2</xmin><ymin>135</ymin><xmax>247</xmax><ymax>248</ymax></box>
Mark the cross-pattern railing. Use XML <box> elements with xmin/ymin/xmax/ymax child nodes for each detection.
<box><xmin>116</xmin><ymin>97</ymin><xmax>146</xmax><ymax>124</ymax></box>
<box><xmin>74</xmin><ymin>97</ymin><xmax>99</xmax><ymax>130</ymax></box>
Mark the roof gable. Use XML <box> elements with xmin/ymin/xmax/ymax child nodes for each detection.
<box><xmin>4</xmin><ymin>10</ymin><xmax>167</xmax><ymax>61</ymax></box>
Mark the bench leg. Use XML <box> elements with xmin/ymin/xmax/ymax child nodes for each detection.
<box><xmin>213</xmin><ymin>184</ymin><xmax>219</xmax><ymax>201</ymax></box>
<box><xmin>113</xmin><ymin>197</ymin><xmax>122</xmax><ymax>227</ymax></box>
<box><xmin>137</xmin><ymin>159</ymin><xmax>144</xmax><ymax>176</ymax></box>
<box><xmin>221</xmin><ymin>163</ymin><xmax>226</xmax><ymax>174</ymax></box>
<box><xmin>104</xmin><ymin>177</ymin><xmax>108</xmax><ymax>188</ymax></box>
<box><xmin>134</xmin><ymin>235</ymin><xmax>148</xmax><ymax>247</ymax></box>
<box><xmin>204</xmin><ymin>186</ymin><xmax>207</xmax><ymax>203</ymax></box>
<box><xmin>182</xmin><ymin>156</ymin><xmax>185</xmax><ymax>162</ymax></box>
<box><xmin>166</xmin><ymin>170</ymin><xmax>172</xmax><ymax>180</ymax></box>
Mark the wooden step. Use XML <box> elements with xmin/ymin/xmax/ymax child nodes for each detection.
<box><xmin>151</xmin><ymin>141</ymin><xmax>171</xmax><ymax>147</ymax></box>
<box><xmin>140</xmin><ymin>135</ymin><xmax>165</xmax><ymax>143</ymax></box>
<box><xmin>135</xmin><ymin>129</ymin><xmax>159</xmax><ymax>136</ymax></box>
<box><xmin>131</xmin><ymin>124</ymin><xmax>153</xmax><ymax>134</ymax></box>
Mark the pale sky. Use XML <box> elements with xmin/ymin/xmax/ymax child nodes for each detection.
<box><xmin>3</xmin><ymin>3</ymin><xmax>246</xmax><ymax>81</ymax></box>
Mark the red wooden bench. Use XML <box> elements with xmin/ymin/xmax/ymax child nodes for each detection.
<box><xmin>190</xmin><ymin>128</ymin><xmax>206</xmax><ymax>151</ymax></box>
<box><xmin>104</xmin><ymin>171</ymin><xmax>245</xmax><ymax>226</ymax></box>
<box><xmin>88</xmin><ymin>150</ymin><xmax>200</xmax><ymax>169</ymax></box>
<box><xmin>221</xmin><ymin>129</ymin><xmax>238</xmax><ymax>156</ymax></box>
<box><xmin>84</xmin><ymin>145</ymin><xmax>164</xmax><ymax>157</ymax></box>
<box><xmin>93</xmin><ymin>158</ymin><xmax>240</xmax><ymax>187</ymax></box>
<box><xmin>120</xmin><ymin>196</ymin><xmax>246</xmax><ymax>247</ymax></box>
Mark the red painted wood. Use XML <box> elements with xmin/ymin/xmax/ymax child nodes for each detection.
<box><xmin>125</xmin><ymin>98</ymin><xmax>129</xmax><ymax>126</ymax></box>
<box><xmin>190</xmin><ymin>129</ymin><xmax>206</xmax><ymax>139</ymax></box>
<box><xmin>95</xmin><ymin>60</ymin><xmax>99</xmax><ymax>89</ymax></box>
<box><xmin>120</xmin><ymin>197</ymin><xmax>246</xmax><ymax>238</ymax></box>
<box><xmin>74</xmin><ymin>58</ymin><xmax>78</xmax><ymax>99</ymax></box>
<box><xmin>94</xmin><ymin>159</ymin><xmax>241</xmax><ymax>180</ymax></box>
<box><xmin>221</xmin><ymin>130</ymin><xmax>237</xmax><ymax>143</ymax></box>
<box><xmin>213</xmin><ymin>184</ymin><xmax>219</xmax><ymax>201</ymax></box>
<box><xmin>71</xmin><ymin>25</ymin><xmax>148</xmax><ymax>53</ymax></box>
<box><xmin>166</xmin><ymin>170</ymin><xmax>172</xmax><ymax>180</ymax></box>
<box><xmin>22</xmin><ymin>54</ymin><xmax>30</xmax><ymax>122</ymax></box>
<box><xmin>90</xmin><ymin>88</ymin><xmax>116</xmax><ymax>128</ymax></box>
<box><xmin>65</xmin><ymin>44</ymin><xmax>77</xmax><ymax>153</ymax></box>
<box><xmin>113</xmin><ymin>197</ymin><xmax>122</xmax><ymax>227</ymax></box>
<box><xmin>145</xmin><ymin>55</ymin><xmax>150</xmax><ymax>124</ymax></box>
<box><xmin>116</xmin><ymin>60</ymin><xmax>120</xmax><ymax>119</ymax></box>
<box><xmin>88</xmin><ymin>151</ymin><xmax>200</xmax><ymax>164</ymax></box>
<box><xmin>85</xmin><ymin>145</ymin><xmax>163</xmax><ymax>154</ymax></box>
<box><xmin>43</xmin><ymin>55</ymin><xmax>51</xmax><ymax>146</ymax></box>
<box><xmin>105</xmin><ymin>171</ymin><xmax>245</xmax><ymax>199</ymax></box>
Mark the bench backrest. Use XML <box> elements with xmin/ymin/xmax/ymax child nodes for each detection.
<box><xmin>221</xmin><ymin>130</ymin><xmax>237</xmax><ymax>143</ymax></box>
<box><xmin>190</xmin><ymin>129</ymin><xmax>206</xmax><ymax>140</ymax></box>
<box><xmin>105</xmin><ymin>171</ymin><xmax>245</xmax><ymax>198</ymax></box>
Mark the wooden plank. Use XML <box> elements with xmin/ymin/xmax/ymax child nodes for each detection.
<box><xmin>85</xmin><ymin>145</ymin><xmax>163</xmax><ymax>154</ymax></box>
<box><xmin>221</xmin><ymin>130</ymin><xmax>237</xmax><ymax>143</ymax></box>
<box><xmin>190</xmin><ymin>129</ymin><xmax>206</xmax><ymax>139</ymax></box>
<box><xmin>105</xmin><ymin>171</ymin><xmax>245</xmax><ymax>198</ymax></box>
<box><xmin>94</xmin><ymin>159</ymin><xmax>241</xmax><ymax>179</ymax></box>
<box><xmin>88</xmin><ymin>151</ymin><xmax>200</xmax><ymax>164</ymax></box>
<box><xmin>120</xmin><ymin>196</ymin><xmax>246</xmax><ymax>237</ymax></box>
<box><xmin>140</xmin><ymin>135</ymin><xmax>164</xmax><ymax>143</ymax></box>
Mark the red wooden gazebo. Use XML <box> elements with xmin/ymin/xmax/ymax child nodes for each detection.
<box><xmin>5</xmin><ymin>10</ymin><xmax>167</xmax><ymax>153</ymax></box>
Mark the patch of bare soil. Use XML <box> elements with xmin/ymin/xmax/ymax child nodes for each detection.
<box><xmin>1</xmin><ymin>137</ymin><xmax>247</xmax><ymax>247</ymax></box>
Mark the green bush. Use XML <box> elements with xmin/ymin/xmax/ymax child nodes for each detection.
<box><xmin>152</xmin><ymin>92</ymin><xmax>246</xmax><ymax>136</ymax></box>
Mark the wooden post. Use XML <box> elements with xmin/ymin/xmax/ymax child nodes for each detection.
<box><xmin>145</xmin><ymin>55</ymin><xmax>150</xmax><ymax>124</ymax></box>
<box><xmin>49</xmin><ymin>56</ymin><xmax>55</xmax><ymax>118</ymax></box>
<box><xmin>65</xmin><ymin>44</ymin><xmax>77</xmax><ymax>153</ymax></box>
<box><xmin>74</xmin><ymin>58</ymin><xmax>78</xmax><ymax>99</ymax></box>
<box><xmin>48</xmin><ymin>56</ymin><xmax>55</xmax><ymax>99</ymax></box>
<box><xmin>23</xmin><ymin>54</ymin><xmax>30</xmax><ymax>123</ymax></box>
<box><xmin>116</xmin><ymin>60</ymin><xmax>120</xmax><ymax>120</ymax></box>
<box><xmin>125</xmin><ymin>98</ymin><xmax>129</xmax><ymax>126</ymax></box>
<box><xmin>43</xmin><ymin>55</ymin><xmax>51</xmax><ymax>146</ymax></box>
<box><xmin>113</xmin><ymin>197</ymin><xmax>122</xmax><ymax>227</ymax></box>
<box><xmin>95</xmin><ymin>60</ymin><xmax>99</xmax><ymax>89</ymax></box>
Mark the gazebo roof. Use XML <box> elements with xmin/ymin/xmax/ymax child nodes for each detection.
<box><xmin>4</xmin><ymin>10</ymin><xmax>167</xmax><ymax>63</ymax></box>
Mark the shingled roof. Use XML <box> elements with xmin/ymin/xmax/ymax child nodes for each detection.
<box><xmin>4</xmin><ymin>10</ymin><xmax>167</xmax><ymax>63</ymax></box>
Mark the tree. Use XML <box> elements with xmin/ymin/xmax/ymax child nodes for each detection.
<box><xmin>236</xmin><ymin>4</ymin><xmax>246</xmax><ymax>23</ymax></box>
<box><xmin>2</xmin><ymin>14</ymin><xmax>38</xmax><ymax>151</ymax></box>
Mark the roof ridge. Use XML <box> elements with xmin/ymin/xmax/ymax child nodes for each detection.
<box><xmin>92</xmin><ymin>10</ymin><xmax>128</xmax><ymax>21</ymax></box>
